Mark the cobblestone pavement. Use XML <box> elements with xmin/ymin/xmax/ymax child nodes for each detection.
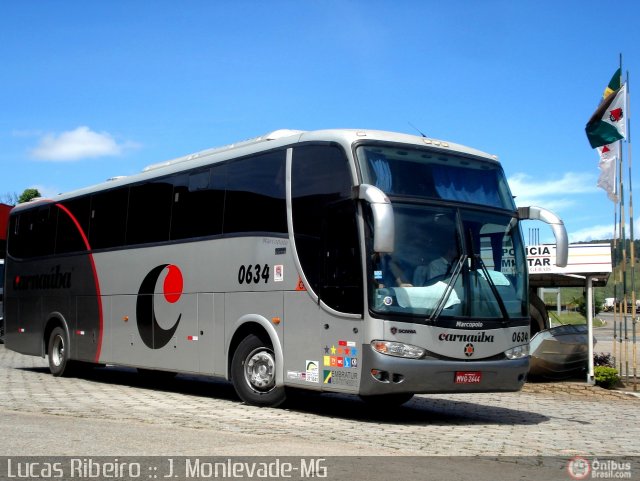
<box><xmin>0</xmin><ymin>345</ymin><xmax>638</xmax><ymax>457</ymax></box>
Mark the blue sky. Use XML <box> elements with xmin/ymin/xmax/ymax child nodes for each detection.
<box><xmin>1</xmin><ymin>1</ymin><xmax>638</xmax><ymax>243</ymax></box>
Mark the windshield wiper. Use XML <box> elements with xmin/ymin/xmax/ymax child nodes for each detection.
<box><xmin>428</xmin><ymin>254</ymin><xmax>467</xmax><ymax>323</ymax></box>
<box><xmin>467</xmin><ymin>229</ymin><xmax>510</xmax><ymax>323</ymax></box>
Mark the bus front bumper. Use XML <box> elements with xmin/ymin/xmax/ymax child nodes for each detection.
<box><xmin>358</xmin><ymin>344</ymin><xmax>529</xmax><ymax>395</ymax></box>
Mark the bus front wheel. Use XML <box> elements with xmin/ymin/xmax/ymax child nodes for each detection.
<box><xmin>48</xmin><ymin>327</ymin><xmax>74</xmax><ymax>377</ymax></box>
<box><xmin>231</xmin><ymin>334</ymin><xmax>286</xmax><ymax>407</ymax></box>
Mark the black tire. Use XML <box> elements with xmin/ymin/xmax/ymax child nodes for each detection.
<box><xmin>48</xmin><ymin>327</ymin><xmax>74</xmax><ymax>377</ymax></box>
<box><xmin>529</xmin><ymin>291</ymin><xmax>548</xmax><ymax>337</ymax></box>
<box><xmin>360</xmin><ymin>393</ymin><xmax>415</xmax><ymax>406</ymax></box>
<box><xmin>231</xmin><ymin>334</ymin><xmax>286</xmax><ymax>407</ymax></box>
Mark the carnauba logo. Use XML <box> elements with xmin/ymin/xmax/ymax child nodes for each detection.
<box><xmin>13</xmin><ymin>265</ymin><xmax>72</xmax><ymax>290</ymax></box>
<box><xmin>136</xmin><ymin>264</ymin><xmax>183</xmax><ymax>350</ymax></box>
<box><xmin>438</xmin><ymin>332</ymin><xmax>495</xmax><ymax>343</ymax></box>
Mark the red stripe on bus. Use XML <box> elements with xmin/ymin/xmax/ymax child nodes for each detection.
<box><xmin>55</xmin><ymin>203</ymin><xmax>104</xmax><ymax>362</ymax></box>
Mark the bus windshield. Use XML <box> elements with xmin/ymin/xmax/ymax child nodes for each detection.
<box><xmin>368</xmin><ymin>204</ymin><xmax>528</xmax><ymax>322</ymax></box>
<box><xmin>356</xmin><ymin>145</ymin><xmax>516</xmax><ymax>210</ymax></box>
<box><xmin>357</xmin><ymin>144</ymin><xmax>527</xmax><ymax>323</ymax></box>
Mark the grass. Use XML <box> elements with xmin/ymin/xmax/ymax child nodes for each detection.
<box><xmin>548</xmin><ymin>310</ymin><xmax>605</xmax><ymax>328</ymax></box>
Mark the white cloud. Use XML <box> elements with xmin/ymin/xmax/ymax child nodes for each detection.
<box><xmin>569</xmin><ymin>216</ymin><xmax>640</xmax><ymax>243</ymax></box>
<box><xmin>30</xmin><ymin>126</ymin><xmax>138</xmax><ymax>161</ymax></box>
<box><xmin>508</xmin><ymin>172</ymin><xmax>597</xmax><ymax>208</ymax></box>
<box><xmin>510</xmin><ymin>171</ymin><xmax>608</xmax><ymax>243</ymax></box>
<box><xmin>569</xmin><ymin>223</ymin><xmax>617</xmax><ymax>243</ymax></box>
<box><xmin>29</xmin><ymin>184</ymin><xmax>63</xmax><ymax>199</ymax></box>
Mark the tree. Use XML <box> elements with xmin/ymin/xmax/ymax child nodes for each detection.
<box><xmin>571</xmin><ymin>292</ymin><xmax>603</xmax><ymax>317</ymax></box>
<box><xmin>18</xmin><ymin>188</ymin><xmax>41</xmax><ymax>204</ymax></box>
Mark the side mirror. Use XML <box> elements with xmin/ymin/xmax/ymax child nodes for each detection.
<box><xmin>518</xmin><ymin>206</ymin><xmax>568</xmax><ymax>267</ymax></box>
<box><xmin>356</xmin><ymin>184</ymin><xmax>394</xmax><ymax>253</ymax></box>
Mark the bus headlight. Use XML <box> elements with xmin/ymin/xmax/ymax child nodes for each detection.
<box><xmin>372</xmin><ymin>340</ymin><xmax>425</xmax><ymax>359</ymax></box>
<box><xmin>504</xmin><ymin>344</ymin><xmax>529</xmax><ymax>359</ymax></box>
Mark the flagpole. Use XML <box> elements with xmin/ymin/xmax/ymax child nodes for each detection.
<box><xmin>627</xmin><ymin>69</ymin><xmax>637</xmax><ymax>390</ymax></box>
<box><xmin>616</xmin><ymin>55</ymin><xmax>630</xmax><ymax>381</ymax></box>
<box><xmin>587</xmin><ymin>60</ymin><xmax>630</xmax><ymax>379</ymax></box>
<box><xmin>613</xmin><ymin>186</ymin><xmax>619</xmax><ymax>366</ymax></box>
<box><xmin>619</xmin><ymin>103</ymin><xmax>629</xmax><ymax>379</ymax></box>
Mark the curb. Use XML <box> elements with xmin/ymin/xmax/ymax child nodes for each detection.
<box><xmin>523</xmin><ymin>381</ymin><xmax>639</xmax><ymax>400</ymax></box>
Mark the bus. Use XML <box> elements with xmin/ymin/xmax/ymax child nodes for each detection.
<box><xmin>2</xmin><ymin>129</ymin><xmax>568</xmax><ymax>407</ymax></box>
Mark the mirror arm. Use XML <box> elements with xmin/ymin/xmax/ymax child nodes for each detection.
<box><xmin>355</xmin><ymin>184</ymin><xmax>395</xmax><ymax>253</ymax></box>
<box><xmin>518</xmin><ymin>206</ymin><xmax>568</xmax><ymax>267</ymax></box>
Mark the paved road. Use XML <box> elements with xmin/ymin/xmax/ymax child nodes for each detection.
<box><xmin>596</xmin><ymin>312</ymin><xmax>638</xmax><ymax>342</ymax></box>
<box><xmin>0</xmin><ymin>345</ymin><xmax>637</xmax><ymax>462</ymax></box>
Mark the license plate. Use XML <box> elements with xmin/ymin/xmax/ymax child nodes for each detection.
<box><xmin>455</xmin><ymin>371</ymin><xmax>482</xmax><ymax>384</ymax></box>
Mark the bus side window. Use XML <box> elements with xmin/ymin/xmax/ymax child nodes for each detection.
<box><xmin>56</xmin><ymin>197</ymin><xmax>91</xmax><ymax>254</ymax></box>
<box><xmin>170</xmin><ymin>168</ymin><xmax>224</xmax><ymax>240</ymax></box>
<box><xmin>7</xmin><ymin>214</ymin><xmax>20</xmax><ymax>258</ymax></box>
<box><xmin>127</xmin><ymin>180</ymin><xmax>173</xmax><ymax>245</ymax></box>
<box><xmin>9</xmin><ymin>211</ymin><xmax>37</xmax><ymax>258</ymax></box>
<box><xmin>322</xmin><ymin>199</ymin><xmax>363</xmax><ymax>314</ymax></box>
<box><xmin>224</xmin><ymin>151</ymin><xmax>287</xmax><ymax>235</ymax></box>
<box><xmin>292</xmin><ymin>144</ymin><xmax>362</xmax><ymax>314</ymax></box>
<box><xmin>90</xmin><ymin>188</ymin><xmax>129</xmax><ymax>249</ymax></box>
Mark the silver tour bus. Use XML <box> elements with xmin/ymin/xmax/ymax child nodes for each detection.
<box><xmin>3</xmin><ymin>129</ymin><xmax>568</xmax><ymax>407</ymax></box>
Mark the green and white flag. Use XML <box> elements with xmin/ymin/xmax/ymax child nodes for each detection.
<box><xmin>603</xmin><ymin>68</ymin><xmax>621</xmax><ymax>98</ymax></box>
<box><xmin>596</xmin><ymin>143</ymin><xmax>619</xmax><ymax>202</ymax></box>
<box><xmin>585</xmin><ymin>84</ymin><xmax>627</xmax><ymax>149</ymax></box>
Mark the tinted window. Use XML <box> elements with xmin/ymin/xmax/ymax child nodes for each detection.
<box><xmin>127</xmin><ymin>180</ymin><xmax>173</xmax><ymax>245</ymax></box>
<box><xmin>56</xmin><ymin>197</ymin><xmax>91</xmax><ymax>254</ymax></box>
<box><xmin>8</xmin><ymin>206</ymin><xmax>58</xmax><ymax>258</ymax></box>
<box><xmin>89</xmin><ymin>188</ymin><xmax>129</xmax><ymax>249</ymax></box>
<box><xmin>8</xmin><ymin>213</ymin><xmax>26</xmax><ymax>258</ymax></box>
<box><xmin>357</xmin><ymin>145</ymin><xmax>515</xmax><ymax>210</ymax></box>
<box><xmin>223</xmin><ymin>151</ymin><xmax>286</xmax><ymax>234</ymax></box>
<box><xmin>9</xmin><ymin>205</ymin><xmax>56</xmax><ymax>258</ymax></box>
<box><xmin>292</xmin><ymin>144</ymin><xmax>362</xmax><ymax>314</ymax></box>
<box><xmin>171</xmin><ymin>167</ymin><xmax>225</xmax><ymax>240</ymax></box>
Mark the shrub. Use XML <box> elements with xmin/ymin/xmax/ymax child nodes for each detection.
<box><xmin>594</xmin><ymin>366</ymin><xmax>620</xmax><ymax>389</ymax></box>
<box><xmin>594</xmin><ymin>352</ymin><xmax>614</xmax><ymax>367</ymax></box>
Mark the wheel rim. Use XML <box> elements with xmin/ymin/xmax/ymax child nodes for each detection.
<box><xmin>243</xmin><ymin>348</ymin><xmax>276</xmax><ymax>393</ymax></box>
<box><xmin>51</xmin><ymin>335</ymin><xmax>65</xmax><ymax>367</ymax></box>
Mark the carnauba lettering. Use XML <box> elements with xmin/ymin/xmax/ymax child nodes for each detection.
<box><xmin>439</xmin><ymin>332</ymin><xmax>495</xmax><ymax>343</ymax></box>
<box><xmin>13</xmin><ymin>265</ymin><xmax>72</xmax><ymax>291</ymax></box>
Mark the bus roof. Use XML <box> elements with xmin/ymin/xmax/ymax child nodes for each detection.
<box><xmin>12</xmin><ymin>129</ymin><xmax>499</xmax><ymax>209</ymax></box>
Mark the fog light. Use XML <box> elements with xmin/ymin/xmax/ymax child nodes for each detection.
<box><xmin>505</xmin><ymin>344</ymin><xmax>529</xmax><ymax>359</ymax></box>
<box><xmin>371</xmin><ymin>369</ymin><xmax>389</xmax><ymax>382</ymax></box>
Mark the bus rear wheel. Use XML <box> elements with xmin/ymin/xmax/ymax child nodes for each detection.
<box><xmin>231</xmin><ymin>334</ymin><xmax>286</xmax><ymax>407</ymax></box>
<box><xmin>48</xmin><ymin>327</ymin><xmax>74</xmax><ymax>377</ymax></box>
